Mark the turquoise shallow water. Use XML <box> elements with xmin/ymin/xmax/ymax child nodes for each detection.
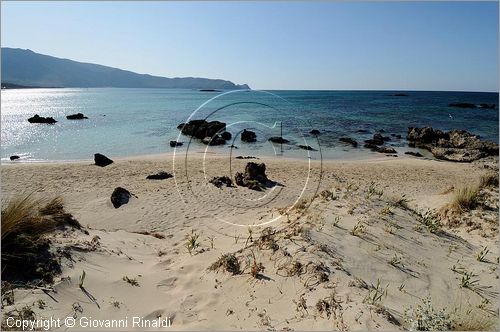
<box><xmin>1</xmin><ymin>88</ymin><xmax>498</xmax><ymax>162</ymax></box>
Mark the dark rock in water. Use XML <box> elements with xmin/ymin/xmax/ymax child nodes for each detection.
<box><xmin>94</xmin><ymin>153</ymin><xmax>114</xmax><ymax>167</ymax></box>
<box><xmin>479</xmin><ymin>104</ymin><xmax>496</xmax><ymax>109</ymax></box>
<box><xmin>407</xmin><ymin>126</ymin><xmax>498</xmax><ymax>162</ymax></box>
<box><xmin>269</xmin><ymin>137</ymin><xmax>290</xmax><ymax>144</ymax></box>
<box><xmin>390</xmin><ymin>134</ymin><xmax>402</xmax><ymax>139</ymax></box>
<box><xmin>235</xmin><ymin>156</ymin><xmax>258</xmax><ymax>159</ymax></box>
<box><xmin>170</xmin><ymin>141</ymin><xmax>183</xmax><ymax>147</ymax></box>
<box><xmin>9</xmin><ymin>155</ymin><xmax>20</xmax><ymax>161</ymax></box>
<box><xmin>28</xmin><ymin>114</ymin><xmax>57</xmax><ymax>124</ymax></box>
<box><xmin>221</xmin><ymin>131</ymin><xmax>232</xmax><ymax>140</ymax></box>
<box><xmin>209</xmin><ymin>176</ymin><xmax>233</xmax><ymax>188</ymax></box>
<box><xmin>241</xmin><ymin>129</ymin><xmax>257</xmax><ymax>143</ymax></box>
<box><xmin>405</xmin><ymin>151</ymin><xmax>423</xmax><ymax>157</ymax></box>
<box><xmin>229</xmin><ymin>145</ymin><xmax>238</xmax><ymax>149</ymax></box>
<box><xmin>378</xmin><ymin>129</ymin><xmax>386</xmax><ymax>133</ymax></box>
<box><xmin>202</xmin><ymin>135</ymin><xmax>226</xmax><ymax>145</ymax></box>
<box><xmin>364</xmin><ymin>142</ymin><xmax>380</xmax><ymax>151</ymax></box>
<box><xmin>199</xmin><ymin>89</ymin><xmax>221</xmax><ymax>92</ymax></box>
<box><xmin>177</xmin><ymin>120</ymin><xmax>226</xmax><ymax>140</ymax></box>
<box><xmin>66</xmin><ymin>113</ymin><xmax>88</xmax><ymax>120</ymax></box>
<box><xmin>298</xmin><ymin>145</ymin><xmax>317</xmax><ymax>151</ymax></box>
<box><xmin>377</xmin><ymin>146</ymin><xmax>397</xmax><ymax>154</ymax></box>
<box><xmin>310</xmin><ymin>129</ymin><xmax>321</xmax><ymax>135</ymax></box>
<box><xmin>235</xmin><ymin>162</ymin><xmax>268</xmax><ymax>191</ymax></box>
<box><xmin>356</xmin><ymin>129</ymin><xmax>369</xmax><ymax>133</ymax></box>
<box><xmin>364</xmin><ymin>133</ymin><xmax>387</xmax><ymax>146</ymax></box>
<box><xmin>339</xmin><ymin>137</ymin><xmax>358</xmax><ymax>147</ymax></box>
<box><xmin>393</xmin><ymin>93</ymin><xmax>408</xmax><ymax>97</ymax></box>
<box><xmin>449</xmin><ymin>102</ymin><xmax>476</xmax><ymax>108</ymax></box>
<box><xmin>146</xmin><ymin>172</ymin><xmax>173</xmax><ymax>180</ymax></box>
<box><xmin>111</xmin><ymin>187</ymin><xmax>131</xmax><ymax>208</ymax></box>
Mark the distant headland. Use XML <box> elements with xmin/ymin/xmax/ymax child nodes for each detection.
<box><xmin>1</xmin><ymin>48</ymin><xmax>250</xmax><ymax>90</ymax></box>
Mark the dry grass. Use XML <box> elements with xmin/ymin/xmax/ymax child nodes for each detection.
<box><xmin>1</xmin><ymin>194</ymin><xmax>81</xmax><ymax>284</ymax></box>
<box><xmin>451</xmin><ymin>306</ymin><xmax>498</xmax><ymax>331</ymax></box>
<box><xmin>450</xmin><ymin>184</ymin><xmax>479</xmax><ymax>212</ymax></box>
<box><xmin>209</xmin><ymin>253</ymin><xmax>241</xmax><ymax>275</ymax></box>
<box><xmin>479</xmin><ymin>172</ymin><xmax>499</xmax><ymax>189</ymax></box>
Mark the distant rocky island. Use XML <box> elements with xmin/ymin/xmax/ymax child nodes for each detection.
<box><xmin>1</xmin><ymin>48</ymin><xmax>250</xmax><ymax>90</ymax></box>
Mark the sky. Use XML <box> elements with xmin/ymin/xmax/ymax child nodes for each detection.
<box><xmin>1</xmin><ymin>1</ymin><xmax>498</xmax><ymax>92</ymax></box>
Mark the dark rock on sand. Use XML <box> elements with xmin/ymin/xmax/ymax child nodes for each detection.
<box><xmin>177</xmin><ymin>120</ymin><xmax>226</xmax><ymax>140</ymax></box>
<box><xmin>9</xmin><ymin>155</ymin><xmax>20</xmax><ymax>161</ymax></box>
<box><xmin>66</xmin><ymin>113</ymin><xmax>88</xmax><ymax>120</ymax></box>
<box><xmin>310</xmin><ymin>129</ymin><xmax>321</xmax><ymax>135</ymax></box>
<box><xmin>209</xmin><ymin>176</ymin><xmax>233</xmax><ymax>188</ymax></box>
<box><xmin>94</xmin><ymin>153</ymin><xmax>114</xmax><ymax>167</ymax></box>
<box><xmin>28</xmin><ymin>114</ymin><xmax>57</xmax><ymax>124</ymax></box>
<box><xmin>235</xmin><ymin>162</ymin><xmax>268</xmax><ymax>191</ymax></box>
<box><xmin>221</xmin><ymin>131</ymin><xmax>232</xmax><ymax>140</ymax></box>
<box><xmin>269</xmin><ymin>137</ymin><xmax>290</xmax><ymax>144</ymax></box>
<box><xmin>407</xmin><ymin>126</ymin><xmax>498</xmax><ymax>162</ymax></box>
<box><xmin>146</xmin><ymin>172</ymin><xmax>173</xmax><ymax>180</ymax></box>
<box><xmin>235</xmin><ymin>156</ymin><xmax>258</xmax><ymax>159</ymax></box>
<box><xmin>241</xmin><ymin>129</ymin><xmax>257</xmax><ymax>143</ymax></box>
<box><xmin>170</xmin><ymin>141</ymin><xmax>183</xmax><ymax>147</ymax></box>
<box><xmin>339</xmin><ymin>137</ymin><xmax>358</xmax><ymax>147</ymax></box>
<box><xmin>377</xmin><ymin>146</ymin><xmax>397</xmax><ymax>154</ymax></box>
<box><xmin>111</xmin><ymin>187</ymin><xmax>131</xmax><ymax>208</ymax></box>
<box><xmin>202</xmin><ymin>135</ymin><xmax>226</xmax><ymax>145</ymax></box>
<box><xmin>405</xmin><ymin>151</ymin><xmax>423</xmax><ymax>157</ymax></box>
<box><xmin>298</xmin><ymin>145</ymin><xmax>317</xmax><ymax>151</ymax></box>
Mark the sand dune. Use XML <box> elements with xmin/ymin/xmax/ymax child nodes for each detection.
<box><xmin>1</xmin><ymin>154</ymin><xmax>498</xmax><ymax>330</ymax></box>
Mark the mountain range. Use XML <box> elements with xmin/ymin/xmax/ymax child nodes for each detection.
<box><xmin>1</xmin><ymin>48</ymin><xmax>250</xmax><ymax>90</ymax></box>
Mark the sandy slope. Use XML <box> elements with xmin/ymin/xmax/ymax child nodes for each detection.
<box><xmin>1</xmin><ymin>153</ymin><xmax>498</xmax><ymax>330</ymax></box>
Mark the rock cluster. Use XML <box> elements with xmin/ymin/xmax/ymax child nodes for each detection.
<box><xmin>28</xmin><ymin>114</ymin><xmax>57</xmax><ymax>124</ymax></box>
<box><xmin>241</xmin><ymin>129</ymin><xmax>257</xmax><ymax>143</ymax></box>
<box><xmin>235</xmin><ymin>162</ymin><xmax>268</xmax><ymax>191</ymax></box>
<box><xmin>407</xmin><ymin>127</ymin><xmax>498</xmax><ymax>162</ymax></box>
<box><xmin>66</xmin><ymin>113</ymin><xmax>88</xmax><ymax>120</ymax></box>
<box><xmin>177</xmin><ymin>120</ymin><xmax>231</xmax><ymax>146</ymax></box>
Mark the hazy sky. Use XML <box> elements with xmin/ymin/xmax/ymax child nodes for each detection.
<box><xmin>1</xmin><ymin>1</ymin><xmax>498</xmax><ymax>91</ymax></box>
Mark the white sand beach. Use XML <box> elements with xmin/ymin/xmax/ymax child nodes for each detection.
<box><xmin>1</xmin><ymin>153</ymin><xmax>498</xmax><ymax>330</ymax></box>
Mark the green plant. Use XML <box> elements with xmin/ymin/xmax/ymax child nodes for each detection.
<box><xmin>404</xmin><ymin>297</ymin><xmax>452</xmax><ymax>331</ymax></box>
<box><xmin>350</xmin><ymin>221</ymin><xmax>366</xmax><ymax>236</ymax></box>
<box><xmin>185</xmin><ymin>230</ymin><xmax>200</xmax><ymax>255</ymax></box>
<box><xmin>391</xmin><ymin>194</ymin><xmax>410</xmax><ymax>209</ymax></box>
<box><xmin>476</xmin><ymin>247</ymin><xmax>490</xmax><ymax>262</ymax></box>
<box><xmin>380</xmin><ymin>205</ymin><xmax>393</xmax><ymax>215</ymax></box>
<box><xmin>122</xmin><ymin>276</ymin><xmax>139</xmax><ymax>286</ymax></box>
<box><xmin>79</xmin><ymin>270</ymin><xmax>86</xmax><ymax>288</ymax></box>
<box><xmin>420</xmin><ymin>210</ymin><xmax>441</xmax><ymax>233</ymax></box>
<box><xmin>389</xmin><ymin>254</ymin><xmax>404</xmax><ymax>268</ymax></box>
<box><xmin>366</xmin><ymin>181</ymin><xmax>383</xmax><ymax>199</ymax></box>
<box><xmin>363</xmin><ymin>279</ymin><xmax>388</xmax><ymax>305</ymax></box>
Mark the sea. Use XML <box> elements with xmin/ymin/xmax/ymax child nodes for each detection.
<box><xmin>1</xmin><ymin>88</ymin><xmax>498</xmax><ymax>162</ymax></box>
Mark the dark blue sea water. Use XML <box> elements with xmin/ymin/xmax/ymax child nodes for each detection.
<box><xmin>1</xmin><ymin>88</ymin><xmax>498</xmax><ymax>161</ymax></box>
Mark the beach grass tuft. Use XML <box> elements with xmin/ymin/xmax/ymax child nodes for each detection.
<box><xmin>1</xmin><ymin>194</ymin><xmax>81</xmax><ymax>284</ymax></box>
